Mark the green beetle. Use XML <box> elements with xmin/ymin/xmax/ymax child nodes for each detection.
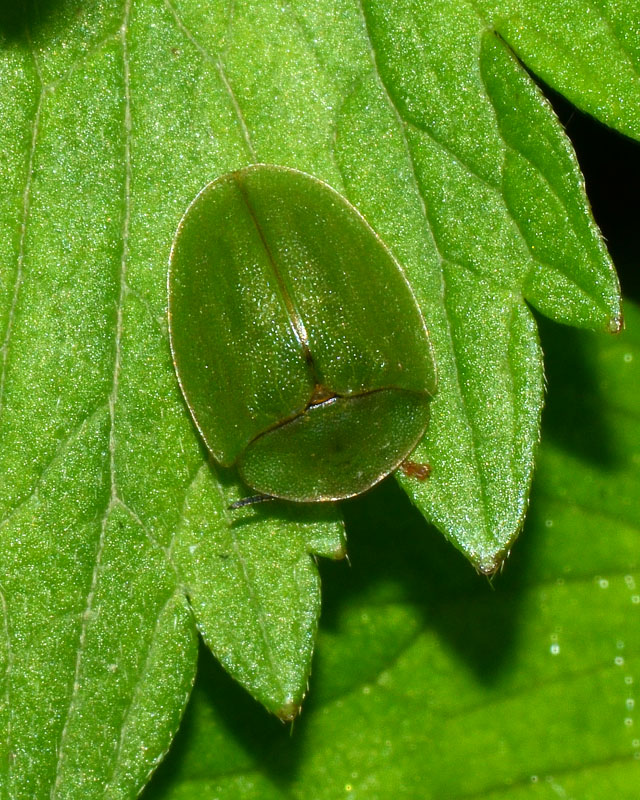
<box><xmin>168</xmin><ymin>165</ymin><xmax>436</xmax><ymax>503</ymax></box>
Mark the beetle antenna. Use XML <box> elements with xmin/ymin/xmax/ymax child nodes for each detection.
<box><xmin>229</xmin><ymin>493</ymin><xmax>277</xmax><ymax>510</ymax></box>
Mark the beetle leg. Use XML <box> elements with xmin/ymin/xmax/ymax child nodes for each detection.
<box><xmin>228</xmin><ymin>493</ymin><xmax>278</xmax><ymax>510</ymax></box>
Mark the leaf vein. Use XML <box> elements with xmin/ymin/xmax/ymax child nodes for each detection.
<box><xmin>51</xmin><ymin>4</ymin><xmax>133</xmax><ymax>790</ymax></box>
<box><xmin>106</xmin><ymin>6</ymin><xmax>133</xmax><ymax>507</ymax></box>
<box><xmin>592</xmin><ymin>0</ymin><xmax>640</xmax><ymax>80</ymax></box>
<box><xmin>0</xmin><ymin>583</ymin><xmax>12</xmax><ymax>800</ymax></box>
<box><xmin>221</xmin><ymin>492</ymin><xmax>286</xmax><ymax>697</ymax></box>
<box><xmin>167</xmin><ymin>463</ymin><xmax>209</xmax><ymax>563</ymax></box>
<box><xmin>50</xmin><ymin>505</ymin><xmax>111</xmax><ymax>799</ymax></box>
<box><xmin>445</xmin><ymin>750</ymin><xmax>639</xmax><ymax>800</ymax></box>
<box><xmin>46</xmin><ymin>27</ymin><xmax>123</xmax><ymax>93</ymax></box>
<box><xmin>479</xmin><ymin>56</ymin><xmax>615</xmax><ymax>312</ymax></box>
<box><xmin>0</xmin><ymin>404</ymin><xmax>109</xmax><ymax>533</ymax></box>
<box><xmin>116</xmin><ymin>497</ymin><xmax>181</xmax><ymax>585</ymax></box>
<box><xmin>163</xmin><ymin>0</ymin><xmax>257</xmax><ymax>161</ymax></box>
<box><xmin>439</xmin><ymin>654</ymin><xmax>640</xmax><ymax>725</ymax></box>
<box><xmin>0</xmin><ymin>88</ymin><xmax>43</xmax><ymax>422</ymax></box>
<box><xmin>103</xmin><ymin>590</ymin><xmax>183</xmax><ymax>794</ymax></box>
<box><xmin>356</xmin><ymin>0</ymin><xmax>494</xmax><ymax>541</ymax></box>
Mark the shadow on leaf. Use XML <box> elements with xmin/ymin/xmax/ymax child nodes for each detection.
<box><xmin>0</xmin><ymin>0</ymin><xmax>66</xmax><ymax>40</ymax></box>
<box><xmin>143</xmin><ymin>645</ymin><xmax>291</xmax><ymax>799</ymax></box>
<box><xmin>322</xmin><ymin>478</ymin><xmax>533</xmax><ymax>685</ymax></box>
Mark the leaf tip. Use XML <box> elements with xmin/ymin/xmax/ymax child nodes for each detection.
<box><xmin>276</xmin><ymin>697</ymin><xmax>302</xmax><ymax>722</ymax></box>
<box><xmin>475</xmin><ymin>547</ymin><xmax>512</xmax><ymax>578</ymax></box>
<box><xmin>330</xmin><ymin>540</ymin><xmax>348</xmax><ymax>561</ymax></box>
<box><xmin>607</xmin><ymin>311</ymin><xmax>624</xmax><ymax>335</ymax></box>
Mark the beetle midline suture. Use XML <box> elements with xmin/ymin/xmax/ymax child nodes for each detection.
<box><xmin>234</xmin><ymin>173</ymin><xmax>321</xmax><ymax>383</ymax></box>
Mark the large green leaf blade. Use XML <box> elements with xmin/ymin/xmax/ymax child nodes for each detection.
<box><xmin>0</xmin><ymin>1</ymin><xmax>344</xmax><ymax>794</ymax></box>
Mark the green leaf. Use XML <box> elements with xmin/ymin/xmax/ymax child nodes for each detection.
<box><xmin>0</xmin><ymin>1</ymin><xmax>634</xmax><ymax>794</ymax></box>
<box><xmin>334</xmin><ymin>7</ymin><xmax>621</xmax><ymax>571</ymax></box>
<box><xmin>144</xmin><ymin>299</ymin><xmax>640</xmax><ymax>798</ymax></box>
<box><xmin>172</xmin><ymin>468</ymin><xmax>345</xmax><ymax>719</ymax></box>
